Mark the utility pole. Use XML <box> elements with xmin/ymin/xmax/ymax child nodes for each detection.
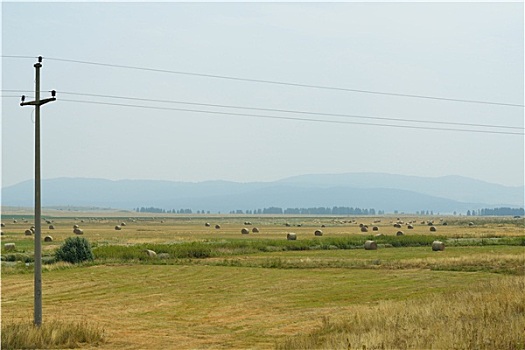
<box><xmin>20</xmin><ymin>56</ymin><xmax>56</xmax><ymax>327</ymax></box>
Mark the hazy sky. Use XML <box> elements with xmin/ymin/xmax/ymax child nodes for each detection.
<box><xmin>2</xmin><ymin>2</ymin><xmax>524</xmax><ymax>188</ymax></box>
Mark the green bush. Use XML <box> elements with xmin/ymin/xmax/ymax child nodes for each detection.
<box><xmin>55</xmin><ymin>237</ymin><xmax>94</xmax><ymax>264</ymax></box>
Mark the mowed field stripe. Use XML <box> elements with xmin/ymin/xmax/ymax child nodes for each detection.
<box><xmin>1</xmin><ymin>264</ymin><xmax>497</xmax><ymax>349</ymax></box>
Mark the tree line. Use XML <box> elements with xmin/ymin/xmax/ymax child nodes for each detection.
<box><xmin>471</xmin><ymin>207</ymin><xmax>524</xmax><ymax>216</ymax></box>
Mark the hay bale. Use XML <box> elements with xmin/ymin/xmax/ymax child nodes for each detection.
<box><xmin>396</xmin><ymin>231</ymin><xmax>404</xmax><ymax>236</ymax></box>
<box><xmin>359</xmin><ymin>223</ymin><xmax>364</xmax><ymax>228</ymax></box>
<box><xmin>205</xmin><ymin>222</ymin><xmax>211</xmax><ymax>227</ymax></box>
<box><xmin>73</xmin><ymin>228</ymin><xmax>84</xmax><ymax>235</ymax></box>
<box><xmin>372</xmin><ymin>226</ymin><xmax>379</xmax><ymax>231</ymax></box>
<box><xmin>115</xmin><ymin>225</ymin><xmax>122</xmax><ymax>231</ymax></box>
<box><xmin>468</xmin><ymin>222</ymin><xmax>474</xmax><ymax>227</ymax></box>
<box><xmin>442</xmin><ymin>222</ymin><xmax>448</xmax><ymax>226</ymax></box>
<box><xmin>241</xmin><ymin>228</ymin><xmax>250</xmax><ymax>234</ymax></box>
<box><xmin>364</xmin><ymin>240</ymin><xmax>377</xmax><ymax>250</ymax></box>
<box><xmin>429</xmin><ymin>226</ymin><xmax>437</xmax><ymax>232</ymax></box>
<box><xmin>13</xmin><ymin>220</ymin><xmax>17</xmax><ymax>223</ymax></box>
<box><xmin>44</xmin><ymin>235</ymin><xmax>53</xmax><ymax>242</ymax></box>
<box><xmin>24</xmin><ymin>229</ymin><xmax>33</xmax><ymax>236</ymax></box>
<box><xmin>393</xmin><ymin>223</ymin><xmax>402</xmax><ymax>228</ymax></box>
<box><xmin>360</xmin><ymin>226</ymin><xmax>368</xmax><ymax>232</ymax></box>
<box><xmin>0</xmin><ymin>231</ymin><xmax>3</xmax><ymax>236</ymax></box>
<box><xmin>121</xmin><ymin>222</ymin><xmax>126</xmax><ymax>226</ymax></box>
<box><xmin>321</xmin><ymin>224</ymin><xmax>326</xmax><ymax>228</ymax></box>
<box><xmin>432</xmin><ymin>241</ymin><xmax>445</xmax><ymax>251</ymax></box>
<box><xmin>287</xmin><ymin>232</ymin><xmax>297</xmax><ymax>240</ymax></box>
<box><xmin>49</xmin><ymin>225</ymin><xmax>55</xmax><ymax>229</ymax></box>
<box><xmin>1</xmin><ymin>223</ymin><xmax>5</xmax><ymax>227</ymax></box>
<box><xmin>244</xmin><ymin>221</ymin><xmax>252</xmax><ymax>225</ymax></box>
<box><xmin>4</xmin><ymin>243</ymin><xmax>15</xmax><ymax>251</ymax></box>
<box><xmin>252</xmin><ymin>227</ymin><xmax>259</xmax><ymax>233</ymax></box>
<box><xmin>73</xmin><ymin>224</ymin><xmax>79</xmax><ymax>229</ymax></box>
<box><xmin>145</xmin><ymin>249</ymin><xmax>157</xmax><ymax>257</ymax></box>
<box><xmin>215</xmin><ymin>224</ymin><xmax>221</xmax><ymax>229</ymax></box>
<box><xmin>407</xmin><ymin>224</ymin><xmax>414</xmax><ymax>229</ymax></box>
<box><xmin>314</xmin><ymin>229</ymin><xmax>323</xmax><ymax>236</ymax></box>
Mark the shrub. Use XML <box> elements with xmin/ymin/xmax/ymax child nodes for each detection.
<box><xmin>55</xmin><ymin>237</ymin><xmax>94</xmax><ymax>264</ymax></box>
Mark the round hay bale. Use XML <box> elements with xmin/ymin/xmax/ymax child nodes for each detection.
<box><xmin>244</xmin><ymin>221</ymin><xmax>252</xmax><ymax>225</ymax></box>
<box><xmin>364</xmin><ymin>240</ymin><xmax>377</xmax><ymax>250</ymax></box>
<box><xmin>44</xmin><ymin>235</ymin><xmax>53</xmax><ymax>242</ymax></box>
<box><xmin>396</xmin><ymin>231</ymin><xmax>404</xmax><ymax>236</ymax></box>
<box><xmin>0</xmin><ymin>231</ymin><xmax>3</xmax><ymax>236</ymax></box>
<box><xmin>121</xmin><ymin>222</ymin><xmax>126</xmax><ymax>226</ymax></box>
<box><xmin>205</xmin><ymin>222</ymin><xmax>211</xmax><ymax>227</ymax></box>
<box><xmin>5</xmin><ymin>243</ymin><xmax>15</xmax><ymax>251</ymax></box>
<box><xmin>73</xmin><ymin>228</ymin><xmax>84</xmax><ymax>235</ymax></box>
<box><xmin>359</xmin><ymin>223</ymin><xmax>364</xmax><ymax>228</ymax></box>
<box><xmin>468</xmin><ymin>222</ymin><xmax>474</xmax><ymax>227</ymax></box>
<box><xmin>407</xmin><ymin>224</ymin><xmax>414</xmax><ymax>229</ymax></box>
<box><xmin>73</xmin><ymin>224</ymin><xmax>79</xmax><ymax>229</ymax></box>
<box><xmin>145</xmin><ymin>249</ymin><xmax>157</xmax><ymax>257</ymax></box>
<box><xmin>252</xmin><ymin>227</ymin><xmax>259</xmax><ymax>233</ymax></box>
<box><xmin>360</xmin><ymin>226</ymin><xmax>368</xmax><ymax>232</ymax></box>
<box><xmin>1</xmin><ymin>223</ymin><xmax>5</xmax><ymax>227</ymax></box>
<box><xmin>321</xmin><ymin>224</ymin><xmax>326</xmax><ymax>228</ymax></box>
<box><xmin>13</xmin><ymin>220</ymin><xmax>17</xmax><ymax>223</ymax></box>
<box><xmin>372</xmin><ymin>226</ymin><xmax>379</xmax><ymax>231</ymax></box>
<box><xmin>115</xmin><ymin>225</ymin><xmax>122</xmax><ymax>231</ymax></box>
<box><xmin>287</xmin><ymin>232</ymin><xmax>297</xmax><ymax>240</ymax></box>
<box><xmin>215</xmin><ymin>224</ymin><xmax>221</xmax><ymax>229</ymax></box>
<box><xmin>49</xmin><ymin>225</ymin><xmax>55</xmax><ymax>229</ymax></box>
<box><xmin>24</xmin><ymin>229</ymin><xmax>33</xmax><ymax>236</ymax></box>
<box><xmin>241</xmin><ymin>228</ymin><xmax>249</xmax><ymax>234</ymax></box>
<box><xmin>393</xmin><ymin>223</ymin><xmax>402</xmax><ymax>228</ymax></box>
<box><xmin>442</xmin><ymin>222</ymin><xmax>448</xmax><ymax>226</ymax></box>
<box><xmin>285</xmin><ymin>223</ymin><xmax>291</xmax><ymax>227</ymax></box>
<box><xmin>429</xmin><ymin>226</ymin><xmax>437</xmax><ymax>232</ymax></box>
<box><xmin>431</xmin><ymin>241</ymin><xmax>445</xmax><ymax>251</ymax></box>
<box><xmin>314</xmin><ymin>229</ymin><xmax>323</xmax><ymax>236</ymax></box>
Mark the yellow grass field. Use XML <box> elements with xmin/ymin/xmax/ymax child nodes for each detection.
<box><xmin>1</xmin><ymin>212</ymin><xmax>524</xmax><ymax>349</ymax></box>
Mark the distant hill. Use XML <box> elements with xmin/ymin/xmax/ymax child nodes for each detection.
<box><xmin>1</xmin><ymin>173</ymin><xmax>523</xmax><ymax>214</ymax></box>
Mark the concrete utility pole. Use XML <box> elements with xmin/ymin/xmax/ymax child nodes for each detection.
<box><xmin>20</xmin><ymin>56</ymin><xmax>56</xmax><ymax>327</ymax></box>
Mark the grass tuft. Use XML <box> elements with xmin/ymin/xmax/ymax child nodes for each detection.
<box><xmin>1</xmin><ymin>319</ymin><xmax>105</xmax><ymax>349</ymax></box>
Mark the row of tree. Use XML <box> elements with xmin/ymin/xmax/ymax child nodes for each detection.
<box><xmin>473</xmin><ymin>207</ymin><xmax>524</xmax><ymax>216</ymax></box>
<box><xmin>135</xmin><ymin>206</ymin><xmax>523</xmax><ymax>216</ymax></box>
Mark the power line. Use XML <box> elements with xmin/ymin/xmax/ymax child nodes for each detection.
<box><xmin>4</xmin><ymin>55</ymin><xmax>522</xmax><ymax>108</ymax></box>
<box><xmin>58</xmin><ymin>98</ymin><xmax>524</xmax><ymax>136</ymax></box>
<box><xmin>58</xmin><ymin>91</ymin><xmax>524</xmax><ymax>131</ymax></box>
<box><xmin>3</xmin><ymin>89</ymin><xmax>522</xmax><ymax>130</ymax></box>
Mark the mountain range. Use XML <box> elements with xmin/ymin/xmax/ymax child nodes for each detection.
<box><xmin>1</xmin><ymin>173</ymin><xmax>523</xmax><ymax>214</ymax></box>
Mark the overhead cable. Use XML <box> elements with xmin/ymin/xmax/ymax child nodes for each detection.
<box><xmin>58</xmin><ymin>98</ymin><xmax>524</xmax><ymax>136</ymax></box>
<box><xmin>3</xmin><ymin>55</ymin><xmax>522</xmax><ymax>108</ymax></box>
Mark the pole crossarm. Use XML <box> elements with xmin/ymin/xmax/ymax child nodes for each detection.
<box><xmin>20</xmin><ymin>97</ymin><xmax>56</xmax><ymax>107</ymax></box>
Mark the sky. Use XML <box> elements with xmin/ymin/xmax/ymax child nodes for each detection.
<box><xmin>1</xmin><ymin>1</ymin><xmax>524</xmax><ymax>189</ymax></box>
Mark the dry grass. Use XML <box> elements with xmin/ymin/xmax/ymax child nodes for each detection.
<box><xmin>277</xmin><ymin>276</ymin><xmax>525</xmax><ymax>350</ymax></box>
<box><xmin>1</xmin><ymin>319</ymin><xmax>105</xmax><ymax>349</ymax></box>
